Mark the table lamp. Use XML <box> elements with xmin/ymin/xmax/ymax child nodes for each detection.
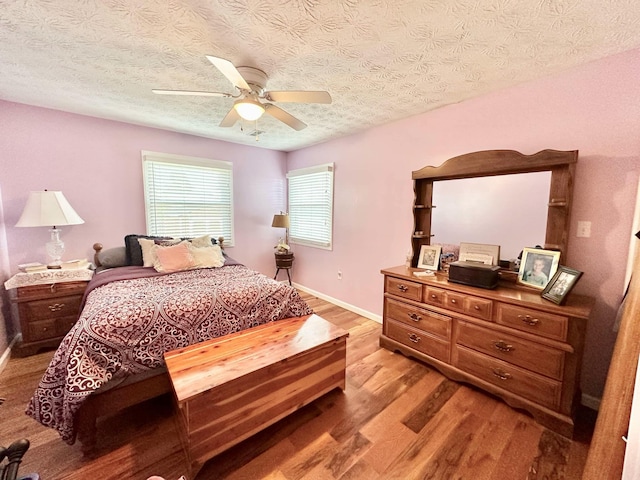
<box><xmin>16</xmin><ymin>190</ymin><xmax>84</xmax><ymax>268</ymax></box>
<box><xmin>271</xmin><ymin>213</ymin><xmax>290</xmax><ymax>252</ymax></box>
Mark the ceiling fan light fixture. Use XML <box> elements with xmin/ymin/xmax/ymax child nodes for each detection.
<box><xmin>234</xmin><ymin>97</ymin><xmax>265</xmax><ymax>121</ymax></box>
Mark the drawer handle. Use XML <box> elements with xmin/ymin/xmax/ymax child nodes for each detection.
<box><xmin>407</xmin><ymin>313</ymin><xmax>422</xmax><ymax>322</ymax></box>
<box><xmin>430</xmin><ymin>294</ymin><xmax>437</xmax><ymax>299</ymax></box>
<box><xmin>518</xmin><ymin>314</ymin><xmax>540</xmax><ymax>326</ymax></box>
<box><xmin>48</xmin><ymin>303</ymin><xmax>65</xmax><ymax>312</ymax></box>
<box><xmin>492</xmin><ymin>368</ymin><xmax>512</xmax><ymax>381</ymax></box>
<box><xmin>450</xmin><ymin>299</ymin><xmax>457</xmax><ymax>304</ymax></box>
<box><xmin>397</xmin><ymin>284</ymin><xmax>409</xmax><ymax>292</ymax></box>
<box><xmin>408</xmin><ymin>333</ymin><xmax>421</xmax><ymax>343</ymax></box>
<box><xmin>493</xmin><ymin>340</ymin><xmax>514</xmax><ymax>352</ymax></box>
<box><xmin>473</xmin><ymin>305</ymin><xmax>480</xmax><ymax>311</ymax></box>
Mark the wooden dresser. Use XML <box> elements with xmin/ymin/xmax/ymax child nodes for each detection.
<box><xmin>380</xmin><ymin>265</ymin><xmax>594</xmax><ymax>437</ymax></box>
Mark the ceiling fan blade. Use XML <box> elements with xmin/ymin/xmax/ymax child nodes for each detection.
<box><xmin>264</xmin><ymin>104</ymin><xmax>307</xmax><ymax>131</ymax></box>
<box><xmin>265</xmin><ymin>91</ymin><xmax>332</xmax><ymax>104</ymax></box>
<box><xmin>219</xmin><ymin>107</ymin><xmax>240</xmax><ymax>127</ymax></box>
<box><xmin>205</xmin><ymin>55</ymin><xmax>251</xmax><ymax>91</ymax></box>
<box><xmin>152</xmin><ymin>89</ymin><xmax>231</xmax><ymax>97</ymax></box>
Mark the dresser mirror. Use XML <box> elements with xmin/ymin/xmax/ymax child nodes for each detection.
<box><xmin>431</xmin><ymin>171</ymin><xmax>551</xmax><ymax>260</ymax></box>
<box><xmin>411</xmin><ymin>149</ymin><xmax>577</xmax><ymax>272</ymax></box>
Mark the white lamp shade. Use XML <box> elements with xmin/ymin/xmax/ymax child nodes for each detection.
<box><xmin>16</xmin><ymin>191</ymin><xmax>84</xmax><ymax>227</ymax></box>
<box><xmin>234</xmin><ymin>97</ymin><xmax>265</xmax><ymax>121</ymax></box>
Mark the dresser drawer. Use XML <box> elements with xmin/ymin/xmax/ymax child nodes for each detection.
<box><xmin>457</xmin><ymin>321</ymin><xmax>565</xmax><ymax>380</ymax></box>
<box><xmin>454</xmin><ymin>346</ymin><xmax>561</xmax><ymax>410</ymax></box>
<box><xmin>496</xmin><ymin>303</ymin><xmax>568</xmax><ymax>341</ymax></box>
<box><xmin>24</xmin><ymin>295</ymin><xmax>83</xmax><ymax>321</ymax></box>
<box><xmin>424</xmin><ymin>286</ymin><xmax>446</xmax><ymax>307</ymax></box>
<box><xmin>386</xmin><ymin>320</ymin><xmax>450</xmax><ymax>363</ymax></box>
<box><xmin>385</xmin><ymin>277</ymin><xmax>422</xmax><ymax>302</ymax></box>
<box><xmin>385</xmin><ymin>298</ymin><xmax>451</xmax><ymax>339</ymax></box>
<box><xmin>440</xmin><ymin>291</ymin><xmax>492</xmax><ymax>322</ymax></box>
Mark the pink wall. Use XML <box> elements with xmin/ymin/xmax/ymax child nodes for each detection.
<box><xmin>0</xmin><ymin>102</ymin><xmax>288</xmax><ymax>276</ymax></box>
<box><xmin>1</xmin><ymin>47</ymin><xmax>639</xmax><ymax>400</ymax></box>
<box><xmin>288</xmin><ymin>47</ymin><xmax>640</xmax><ymax>400</ymax></box>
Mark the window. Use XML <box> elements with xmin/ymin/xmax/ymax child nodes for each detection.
<box><xmin>287</xmin><ymin>163</ymin><xmax>334</xmax><ymax>250</ymax></box>
<box><xmin>142</xmin><ymin>151</ymin><xmax>234</xmax><ymax>245</ymax></box>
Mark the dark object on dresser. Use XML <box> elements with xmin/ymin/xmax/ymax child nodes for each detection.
<box><xmin>448</xmin><ymin>261</ymin><xmax>500</xmax><ymax>289</ymax></box>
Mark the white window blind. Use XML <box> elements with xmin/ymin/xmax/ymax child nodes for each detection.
<box><xmin>142</xmin><ymin>152</ymin><xmax>234</xmax><ymax>245</ymax></box>
<box><xmin>287</xmin><ymin>163</ymin><xmax>334</xmax><ymax>249</ymax></box>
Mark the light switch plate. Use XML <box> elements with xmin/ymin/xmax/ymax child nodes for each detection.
<box><xmin>577</xmin><ymin>221</ymin><xmax>591</xmax><ymax>238</ymax></box>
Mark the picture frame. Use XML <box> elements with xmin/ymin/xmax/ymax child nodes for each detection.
<box><xmin>417</xmin><ymin>244</ymin><xmax>442</xmax><ymax>270</ymax></box>
<box><xmin>541</xmin><ymin>266</ymin><xmax>583</xmax><ymax>305</ymax></box>
<box><xmin>517</xmin><ymin>247</ymin><xmax>561</xmax><ymax>290</ymax></box>
<box><xmin>458</xmin><ymin>242</ymin><xmax>500</xmax><ymax>266</ymax></box>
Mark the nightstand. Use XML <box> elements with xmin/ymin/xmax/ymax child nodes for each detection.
<box><xmin>6</xmin><ymin>269</ymin><xmax>93</xmax><ymax>357</ymax></box>
<box><xmin>274</xmin><ymin>252</ymin><xmax>294</xmax><ymax>285</ymax></box>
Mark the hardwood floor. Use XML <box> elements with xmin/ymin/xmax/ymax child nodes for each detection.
<box><xmin>0</xmin><ymin>292</ymin><xmax>596</xmax><ymax>479</ymax></box>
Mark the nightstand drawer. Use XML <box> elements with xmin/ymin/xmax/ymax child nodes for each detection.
<box><xmin>17</xmin><ymin>281</ymin><xmax>88</xmax><ymax>298</ymax></box>
<box><xmin>24</xmin><ymin>295</ymin><xmax>83</xmax><ymax>320</ymax></box>
<box><xmin>27</xmin><ymin>318</ymin><xmax>58</xmax><ymax>341</ymax></box>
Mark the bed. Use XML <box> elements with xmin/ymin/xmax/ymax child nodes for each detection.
<box><xmin>25</xmin><ymin>234</ymin><xmax>313</xmax><ymax>451</ymax></box>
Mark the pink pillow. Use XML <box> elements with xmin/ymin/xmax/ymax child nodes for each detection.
<box><xmin>153</xmin><ymin>242</ymin><xmax>195</xmax><ymax>273</ymax></box>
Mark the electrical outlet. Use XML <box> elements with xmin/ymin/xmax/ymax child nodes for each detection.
<box><xmin>577</xmin><ymin>221</ymin><xmax>591</xmax><ymax>238</ymax></box>
<box><xmin>337</xmin><ymin>271</ymin><xmax>342</xmax><ymax>280</ymax></box>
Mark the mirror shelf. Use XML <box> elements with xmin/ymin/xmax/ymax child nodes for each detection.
<box><xmin>410</xmin><ymin>149</ymin><xmax>578</xmax><ymax>277</ymax></box>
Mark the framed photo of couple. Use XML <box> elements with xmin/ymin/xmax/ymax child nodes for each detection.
<box><xmin>542</xmin><ymin>266</ymin><xmax>583</xmax><ymax>305</ymax></box>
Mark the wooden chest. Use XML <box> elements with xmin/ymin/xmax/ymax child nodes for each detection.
<box><xmin>164</xmin><ymin>314</ymin><xmax>349</xmax><ymax>478</ymax></box>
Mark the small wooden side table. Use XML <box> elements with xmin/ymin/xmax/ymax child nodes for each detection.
<box><xmin>274</xmin><ymin>252</ymin><xmax>294</xmax><ymax>285</ymax></box>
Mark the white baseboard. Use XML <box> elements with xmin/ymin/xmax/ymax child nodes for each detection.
<box><xmin>581</xmin><ymin>393</ymin><xmax>601</xmax><ymax>411</ymax></box>
<box><xmin>0</xmin><ymin>335</ymin><xmax>19</xmax><ymax>376</ymax></box>
<box><xmin>293</xmin><ymin>282</ymin><xmax>382</xmax><ymax>324</ymax></box>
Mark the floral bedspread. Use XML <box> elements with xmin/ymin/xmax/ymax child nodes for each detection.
<box><xmin>26</xmin><ymin>264</ymin><xmax>313</xmax><ymax>443</ymax></box>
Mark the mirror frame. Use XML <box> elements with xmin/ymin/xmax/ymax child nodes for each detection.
<box><xmin>411</xmin><ymin>149</ymin><xmax>578</xmax><ymax>272</ymax></box>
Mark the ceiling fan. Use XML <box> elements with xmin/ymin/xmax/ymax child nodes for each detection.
<box><xmin>152</xmin><ymin>55</ymin><xmax>332</xmax><ymax>131</ymax></box>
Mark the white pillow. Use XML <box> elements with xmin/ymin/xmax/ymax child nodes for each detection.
<box><xmin>139</xmin><ymin>238</ymin><xmax>180</xmax><ymax>267</ymax></box>
<box><xmin>188</xmin><ymin>243</ymin><xmax>225</xmax><ymax>268</ymax></box>
<box><xmin>190</xmin><ymin>235</ymin><xmax>213</xmax><ymax>248</ymax></box>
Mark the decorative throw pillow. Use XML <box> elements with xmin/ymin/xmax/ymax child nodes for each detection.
<box><xmin>138</xmin><ymin>237</ymin><xmax>180</xmax><ymax>267</ymax></box>
<box><xmin>188</xmin><ymin>243</ymin><xmax>225</xmax><ymax>268</ymax></box>
<box><xmin>152</xmin><ymin>242</ymin><xmax>195</xmax><ymax>273</ymax></box>
<box><xmin>97</xmin><ymin>246</ymin><xmax>127</xmax><ymax>269</ymax></box>
<box><xmin>124</xmin><ymin>234</ymin><xmax>173</xmax><ymax>266</ymax></box>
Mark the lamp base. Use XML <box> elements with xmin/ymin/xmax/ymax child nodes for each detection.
<box><xmin>46</xmin><ymin>227</ymin><xmax>65</xmax><ymax>267</ymax></box>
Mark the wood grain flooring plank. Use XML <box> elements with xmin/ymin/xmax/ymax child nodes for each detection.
<box><xmin>402</xmin><ymin>378</ymin><xmax>460</xmax><ymax>433</ymax></box>
<box><xmin>528</xmin><ymin>429</ymin><xmax>571</xmax><ymax>480</ymax></box>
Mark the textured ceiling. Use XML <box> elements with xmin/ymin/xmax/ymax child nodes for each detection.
<box><xmin>1</xmin><ymin>1</ymin><xmax>640</xmax><ymax>152</ymax></box>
